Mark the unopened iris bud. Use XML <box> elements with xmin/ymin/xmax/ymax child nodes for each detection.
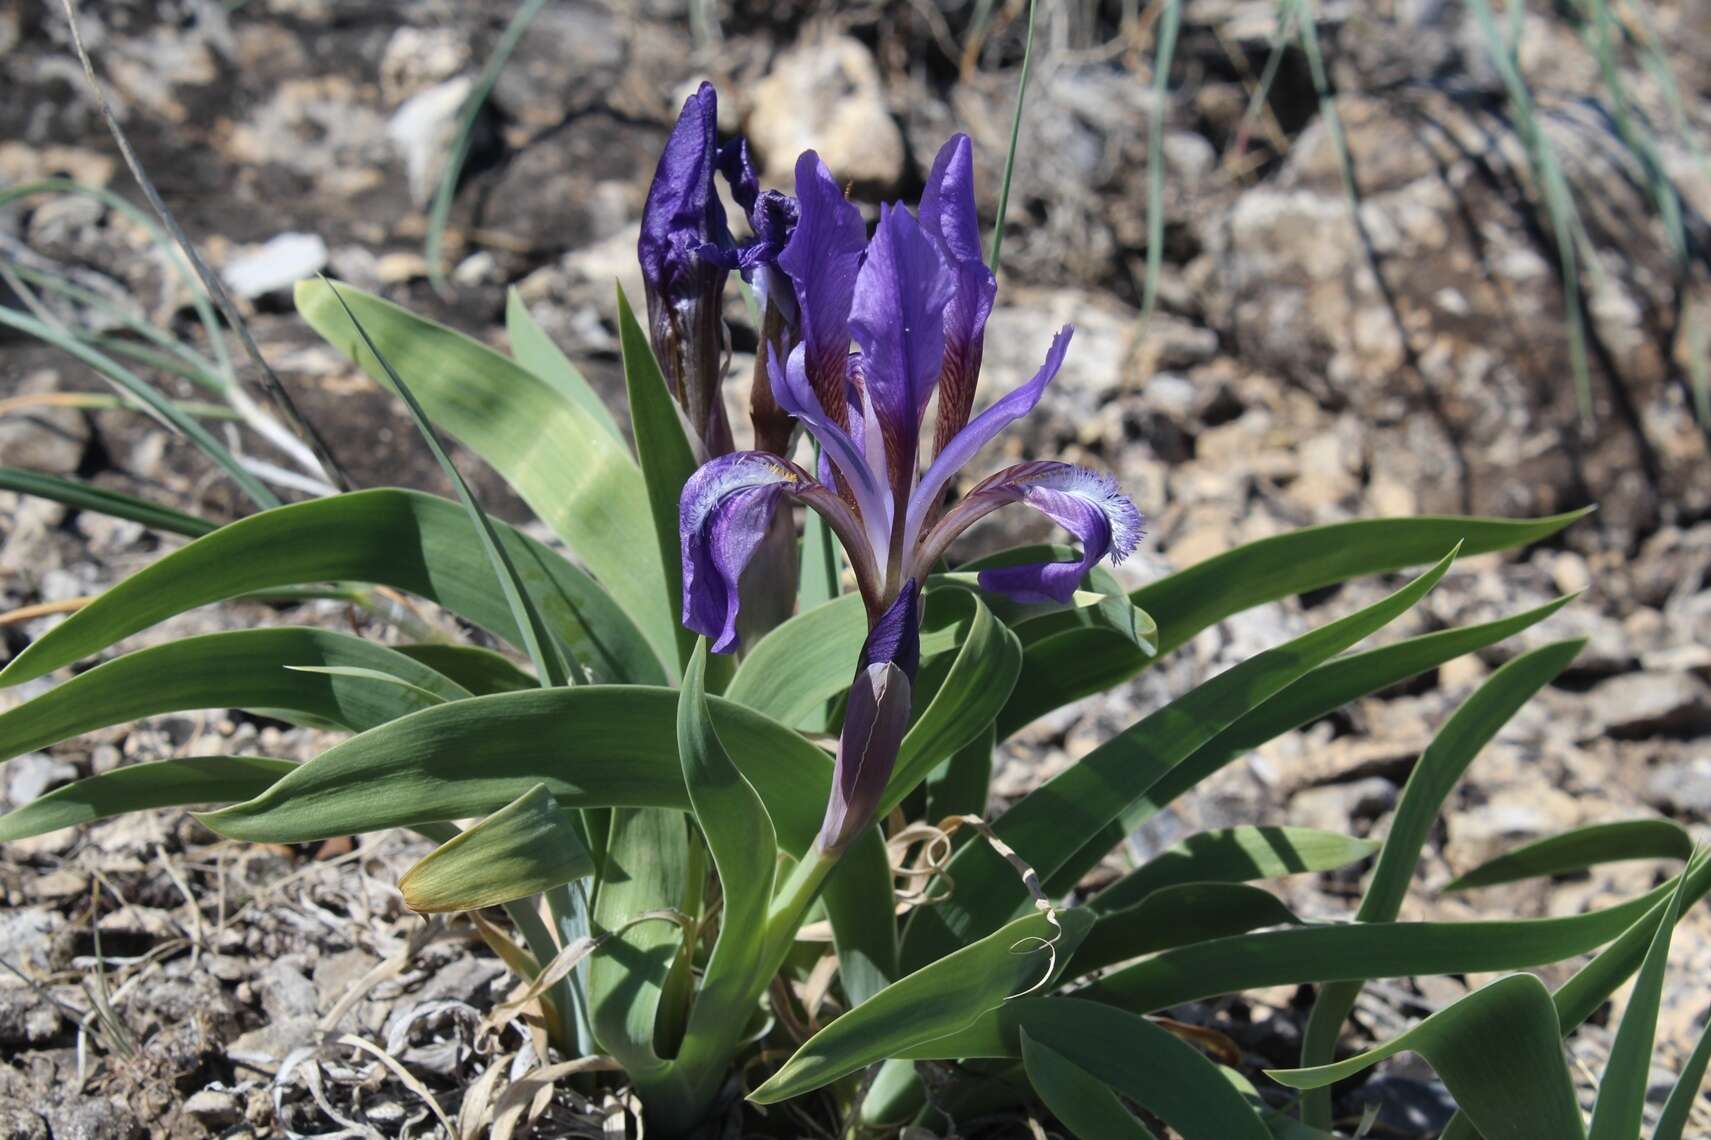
<box><xmin>816</xmin><ymin>581</ymin><xmax>920</xmax><ymax>855</ymax></box>
<box><xmin>638</xmin><ymin>81</ymin><xmax>734</xmax><ymax>454</ymax></box>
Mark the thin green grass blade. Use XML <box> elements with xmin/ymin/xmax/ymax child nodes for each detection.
<box><xmin>1140</xmin><ymin>0</ymin><xmax>1182</xmax><ymax>322</ymax></box>
<box><xmin>1587</xmin><ymin>853</ymin><xmax>1693</xmax><ymax>1140</ymax></box>
<box><xmin>504</xmin><ymin>287</ymin><xmax>624</xmax><ymax>442</ymax></box>
<box><xmin>425</xmin><ymin>0</ymin><xmax>548</xmax><ymax>288</ymax></box>
<box><xmin>1446</xmin><ymin>819</ymin><xmax>1694</xmax><ymax>891</ymax></box>
<box><xmin>7</xmin><ymin>260</ymin><xmax>225</xmax><ymax>389</ymax></box>
<box><xmin>400</xmin><ymin>783</ymin><xmax>594</xmax><ymax>912</ymax></box>
<box><xmin>0</xmin><ymin>180</ymin><xmax>235</xmax><ymax>387</ymax></box>
<box><xmin>1228</xmin><ymin>0</ymin><xmax>1299</xmax><ymax>169</ymax></box>
<box><xmin>1466</xmin><ymin>0</ymin><xmax>1595</xmax><ymax>422</ymax></box>
<box><xmin>319</xmin><ymin>278</ymin><xmax>569</xmax><ymax>686</ymax></box>
<box><xmin>1653</xmin><ymin>1007</ymin><xmax>1711</xmax><ymax>1140</ymax></box>
<box><xmin>1272</xmin><ymin>975</ymin><xmax>1587</xmax><ymax>1140</ymax></box>
<box><xmin>0</xmin><ymin>467</ymin><xmax>215</xmax><ymax>538</ymax></box>
<box><xmin>1298</xmin><ymin>637</ymin><xmax>1585</xmax><ymax>1127</ymax></box>
<box><xmin>987</xmin><ymin>0</ymin><xmax>1037</xmax><ymax>272</ymax></box>
<box><xmin>0</xmin><ymin>756</ymin><xmax>294</xmax><ymax>843</ymax></box>
<box><xmin>0</xmin><ymin>306</ymin><xmax>275</xmax><ymax>507</ymax></box>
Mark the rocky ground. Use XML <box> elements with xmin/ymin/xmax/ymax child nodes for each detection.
<box><xmin>2</xmin><ymin>0</ymin><xmax>1710</xmax><ymax>1136</ymax></box>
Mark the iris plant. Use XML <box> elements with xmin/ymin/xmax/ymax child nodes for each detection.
<box><xmin>650</xmin><ymin>86</ymin><xmax>1142</xmax><ymax>855</ymax></box>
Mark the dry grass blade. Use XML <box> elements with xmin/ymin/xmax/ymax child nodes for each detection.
<box><xmin>55</xmin><ymin>0</ymin><xmax>351</xmax><ymax>491</ymax></box>
<box><xmin>479</xmin><ymin>933</ymin><xmax>605</xmax><ymax>1038</ymax></box>
<box><xmin>339</xmin><ymin>1033</ymin><xmax>458</xmax><ymax>1137</ymax></box>
<box><xmin>1151</xmin><ymin>1015</ymin><xmax>1242</xmax><ymax>1065</ymax></box>
<box><xmin>319</xmin><ymin>916</ymin><xmax>448</xmax><ymax>1032</ymax></box>
<box><xmin>490</xmin><ymin>1057</ymin><xmax>623</xmax><ymax>1140</ymax></box>
<box><xmin>937</xmin><ymin>813</ymin><xmax>1063</xmax><ymax>997</ymax></box>
<box><xmin>0</xmin><ymin>597</ymin><xmax>95</xmax><ymax>626</ymax></box>
<box><xmin>457</xmin><ymin>1057</ymin><xmax>511</xmax><ymax>1140</ymax></box>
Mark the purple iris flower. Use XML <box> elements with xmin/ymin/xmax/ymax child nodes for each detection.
<box><xmin>638</xmin><ymin>82</ymin><xmax>735</xmax><ymax>454</ymax></box>
<box><xmin>677</xmin><ymin>132</ymin><xmax>1143</xmax><ymax>654</ymax></box>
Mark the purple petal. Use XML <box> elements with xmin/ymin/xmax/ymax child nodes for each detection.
<box><xmin>816</xmin><ymin>661</ymin><xmax>913</xmax><ymax>854</ymax></box>
<box><xmin>680</xmin><ymin>452</ymin><xmax>803</xmax><ymax>653</ymax></box>
<box><xmin>714</xmin><ymin>137</ymin><xmax>761</xmax><ymax>216</ymax></box>
<box><xmin>919</xmin><ymin>135</ymin><xmax>998</xmax><ymax>454</ymax></box>
<box><xmin>638</xmin><ymin>83</ymin><xmax>725</xmax><ymax>299</ymax></box>
<box><xmin>777</xmin><ymin>151</ymin><xmax>866</xmax><ymax>428</ymax></box>
<box><xmin>638</xmin><ymin>82</ymin><xmax>732</xmax><ymax>449</ymax></box>
<box><xmin>964</xmin><ymin>462</ymin><xmax>1145</xmax><ymax>605</ymax></box>
<box><xmin>848</xmin><ymin>204</ymin><xmax>955</xmax><ymax>491</ymax></box>
<box><xmin>859</xmin><ymin>579</ymin><xmax>921</xmax><ymax>680</ymax></box>
<box><xmin>918</xmin><ymin>134</ymin><xmax>984</xmax><ymax>265</ymax></box>
<box><xmin>904</xmin><ymin>325</ymin><xmax>1073</xmax><ymax>546</ymax></box>
<box><xmin>770</xmin><ymin>344</ymin><xmax>892</xmax><ymax>554</ymax></box>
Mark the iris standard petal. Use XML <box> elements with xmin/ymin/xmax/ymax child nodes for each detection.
<box><xmin>904</xmin><ymin>324</ymin><xmax>1073</xmax><ymax>547</ymax></box>
<box><xmin>919</xmin><ymin>134</ymin><xmax>998</xmax><ymax>456</ymax></box>
<box><xmin>679</xmin><ymin>452</ymin><xmax>803</xmax><ymax>653</ymax></box>
<box><xmin>777</xmin><ymin>151</ymin><xmax>866</xmax><ymax>427</ymax></box>
<box><xmin>848</xmin><ymin>203</ymin><xmax>955</xmax><ymax>491</ymax></box>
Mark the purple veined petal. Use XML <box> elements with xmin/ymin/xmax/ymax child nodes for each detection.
<box><xmin>777</xmin><ymin>151</ymin><xmax>866</xmax><ymax>428</ymax></box>
<box><xmin>902</xmin><ymin>325</ymin><xmax>1073</xmax><ymax>552</ymax></box>
<box><xmin>681</xmin><ymin>450</ymin><xmax>885</xmax><ymax>651</ymax></box>
<box><xmin>815</xmin><ymin>661</ymin><xmax>911</xmax><ymax>855</ymax></box>
<box><xmin>770</xmin><ymin>344</ymin><xmax>893</xmax><ymax>556</ymax></box>
<box><xmin>913</xmin><ymin>460</ymin><xmax>1144</xmax><ymax>605</ymax></box>
<box><xmin>680</xmin><ymin>452</ymin><xmax>799</xmax><ymax>653</ymax></box>
<box><xmin>919</xmin><ymin>135</ymin><xmax>999</xmax><ymax>456</ymax></box>
<box><xmin>848</xmin><ymin>203</ymin><xmax>956</xmax><ymax>495</ymax></box>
